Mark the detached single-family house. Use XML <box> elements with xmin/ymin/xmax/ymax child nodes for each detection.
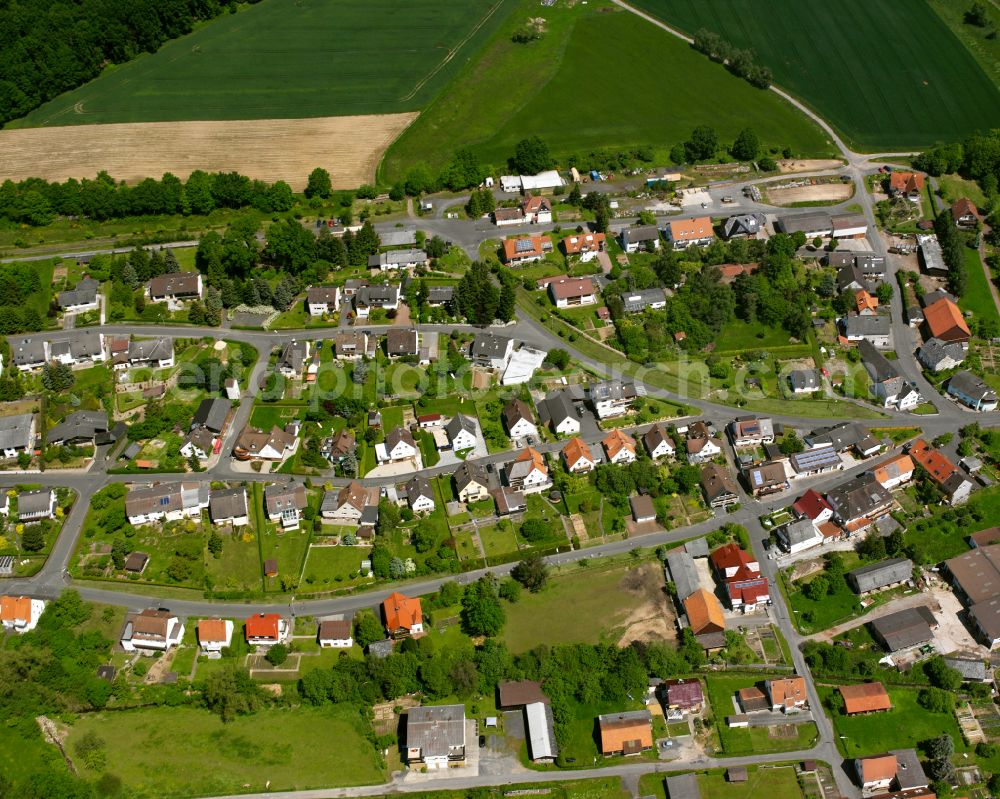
<box><xmin>277</xmin><ymin>340</ymin><xmax>310</xmax><ymax>378</ymax></box>
<box><xmin>245</xmin><ymin>613</ymin><xmax>288</xmax><ymax>646</ymax></box>
<box><xmin>197</xmin><ymin>618</ymin><xmax>234</xmax><ymax>654</ymax></box>
<box><xmin>148</xmin><ymin>272</ymin><xmax>202</xmax><ymax>302</ymax></box>
<box><xmin>765</xmin><ymin>676</ymin><xmax>807</xmax><ymax>712</ymax></box>
<box><xmin>127</xmin><ymin>337</ymin><xmax>174</xmax><ymax>369</ymax></box>
<box><xmin>793</xmin><ymin>489</ymin><xmax>834</xmax><ymax>525</ymax></box>
<box><xmin>11</xmin><ymin>337</ymin><xmax>48</xmax><ymax>371</ymax></box>
<box><xmin>908</xmin><ymin>438</ymin><xmax>974</xmax><ymax>504</ymax></box>
<box><xmin>842</xmin><ymin>315</ymin><xmax>892</xmax><ymax>349</ymax></box>
<box><xmin>502</xmin><ymin>399</ymin><xmax>538</xmax><ymax>442</ymax></box>
<box><xmin>686</xmin><ymin>422</ymin><xmax>722</xmax><ymax>464</ymax></box>
<box><xmin>471</xmin><ymin>332</ymin><xmax>514</xmax><ymax>370</ymax></box>
<box><xmin>588</xmin><ymin>379</ymin><xmax>636</xmax><ymax>419</ymax></box>
<box><xmin>446</xmin><ymin>413</ymin><xmax>478</xmax><ymax>452</ymax></box>
<box><xmin>332</xmin><ymin>331</ymin><xmax>369</xmax><ymax>361</ymax></box>
<box><xmin>700</xmin><ymin>464</ymin><xmax>739</xmax><ymax>509</ymax></box>
<box><xmin>383</xmin><ymin>592</ymin><xmax>423</xmax><ymax>637</ymax></box>
<box><xmin>620</xmin><ymin>225</ymin><xmax>661</xmax><ymax>253</ymax></box>
<box><xmin>729</xmin><ymin>416</ymin><xmax>774</xmax><ymax>447</ymax></box>
<box><xmin>322</xmin><ymin>481</ymin><xmax>378</xmax><ymax>524</ymax></box>
<box><xmin>598</xmin><ymin>710</ymin><xmax>653</xmax><ymax>756</ymax></box>
<box><xmin>743</xmin><ymin>461</ymin><xmax>789</xmax><ymax>498</ymax></box>
<box><xmin>377</xmin><ymin>427</ymin><xmax>419</xmax><ymax>464</ymax></box>
<box><xmin>192</xmin><ymin>397</ymin><xmax>231</xmax><ymax>435</ymax></box>
<box><xmin>711</xmin><ymin>543</ymin><xmax>771</xmax><ymax>611</ymax></box>
<box><xmin>643</xmin><ymin>424</ymin><xmax>675</xmax><ymax>460</ymax></box>
<box><xmin>723</xmin><ymin>214</ymin><xmax>765</xmax><ymax>239</ymax></box>
<box><xmin>502</xmin><ymin>235</ymin><xmax>553</xmax><ymax>265</ymax></box>
<box><xmin>538</xmin><ymin>390</ymin><xmax>580</xmax><ymax>436</ymax></box>
<box><xmin>306</xmin><ymin>286</ymin><xmax>340</xmax><ymax>316</ymax></box>
<box><xmin>521</xmin><ymin>194</ymin><xmax>552</xmax><ymax>224</ymax></box>
<box><xmin>57</xmin><ymin>277</ymin><xmax>100</xmax><ymax>313</ymax></box>
<box><xmin>621</xmin><ymin>288</ymin><xmax>667</xmax><ymax>314</ymax></box>
<box><xmin>917</xmin><ymin>337</ymin><xmax>966</xmax><ymax>373</ymax></box>
<box><xmin>0</xmin><ymin>595</ymin><xmax>45</xmax><ymax>632</ymax></box>
<box><xmin>386</xmin><ymin>327</ymin><xmax>419</xmax><ymax>359</ymax></box>
<box><xmin>454</xmin><ymin>461</ymin><xmax>490</xmax><ymax>503</ymax></box>
<box><xmin>548</xmin><ymin>277</ymin><xmax>597</xmax><ymax>308</ymax></box>
<box><xmin>777</xmin><ymin>518</ymin><xmax>823</xmax><ymax>554</ymax></box>
<box><xmin>121</xmin><ymin>609</ymin><xmax>184</xmax><ymax>652</ymax></box>
<box><xmin>493</xmin><ymin>206</ymin><xmax>525</xmax><ymax>226</ymax></box>
<box><xmin>264</xmin><ymin>483</ymin><xmax>308</xmax><ymax>529</ymax></box>
<box><xmin>318</xmin><ymin>618</ymin><xmax>353</xmax><ymax>648</ymax></box>
<box><xmin>17</xmin><ymin>489</ymin><xmax>55</xmax><ymax>522</ymax></box>
<box><xmin>209</xmin><ymin>487</ymin><xmax>249</xmax><ymax>527</ymax></box>
<box><xmin>888</xmin><ymin>171</ymin><xmax>925</xmax><ymax>200</ymax></box>
<box><xmin>0</xmin><ymin>413</ymin><xmax>36</xmax><ymax>459</ymax></box>
<box><xmin>561</xmin><ymin>232</ymin><xmax>606</xmax><ymax>259</ymax></box>
<box><xmin>504</xmin><ymin>446</ymin><xmax>549</xmax><ymax>492</ymax></box>
<box><xmin>871</xmin><ymin>453</ymin><xmax>914</xmax><ymax>491</ymax></box>
<box><xmin>788</xmin><ymin>369</ymin><xmax>821</xmax><ymax>394</ymax></box>
<box><xmin>952</xmin><ymin>197</ymin><xmax>980</xmax><ymax>227</ymax></box>
<box><xmin>562</xmin><ymin>437</ymin><xmax>595</xmax><ymax>473</ymax></box>
<box><xmin>405</xmin><ymin>705</ymin><xmax>466</xmax><ymax>768</ymax></box>
<box><xmin>665</xmin><ymin>216</ymin><xmax>714</xmax><ymax>250</ymax></box>
<box><xmin>46</xmin><ymin>410</ymin><xmax>109</xmax><ymax>447</ymax></box>
<box><xmin>948</xmin><ymin>370</ymin><xmax>998</xmax><ymax>412</ymax></box>
<box><xmin>405</xmin><ymin>476</ymin><xmax>436</xmax><ymax>513</ymax></box>
<box><xmin>368</xmin><ymin>249</ymin><xmax>428</xmax><ymax>271</ymax></box>
<box><xmin>354</xmin><ymin>283</ymin><xmax>400</xmax><ymax>317</ymax></box>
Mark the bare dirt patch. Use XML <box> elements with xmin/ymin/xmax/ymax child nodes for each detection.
<box><xmin>766</xmin><ymin>182</ymin><xmax>854</xmax><ymax>206</ymax></box>
<box><xmin>778</xmin><ymin>159</ymin><xmax>844</xmax><ymax>173</ymax></box>
<box><xmin>615</xmin><ymin>562</ymin><xmax>675</xmax><ymax>647</ymax></box>
<box><xmin>0</xmin><ymin>114</ymin><xmax>418</xmax><ymax>189</ymax></box>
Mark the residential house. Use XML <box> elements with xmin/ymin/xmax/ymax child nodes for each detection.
<box><xmin>847</xmin><ymin>557</ymin><xmax>914</xmax><ymax>594</ymax></box>
<box><xmin>777</xmin><ymin>518</ymin><xmax>823</xmax><ymax>554</ymax></box>
<box><xmin>492</xmin><ymin>486</ymin><xmax>526</xmax><ymax>516</ymax></box>
<box><xmin>0</xmin><ymin>596</ymin><xmax>45</xmax><ymax>632</ymax></box>
<box><xmin>602</xmin><ymin>429</ymin><xmax>637</xmax><ymax>465</ymax></box>
<box><xmin>121</xmin><ymin>609</ymin><xmax>184</xmax><ymax>652</ymax></box>
<box><xmin>502</xmin><ymin>235</ymin><xmax>553</xmax><ymax>266</ymax></box>
<box><xmin>839</xmin><ymin>683</ymin><xmax>891</xmax><ymax>715</ymax></box>
<box><xmin>789</xmin><ymin>445</ymin><xmax>841</xmax><ymax>477</ymax></box>
<box><xmin>620</xmin><ymin>225</ymin><xmax>661</xmax><ymax>253</ymax></box>
<box><xmin>561</xmin><ymin>232</ymin><xmax>606</xmax><ymax>259</ymax></box>
<box><xmin>192</xmin><ymin>397</ymin><xmax>231</xmax><ymax>434</ymax></box>
<box><xmin>233</xmin><ymin>425</ymin><xmax>298</xmax><ymax>461</ymax></box>
<box><xmin>917</xmin><ymin>337</ymin><xmax>966</xmax><ymax>372</ymax></box>
<box><xmin>871</xmin><ymin>453</ymin><xmax>915</xmax><ymax>491</ymax></box>
<box><xmin>493</xmin><ymin>206</ymin><xmax>525</xmax><ymax>226</ymax></box>
<box><xmin>318</xmin><ymin>618</ymin><xmax>354</xmax><ymax>648</ymax></box>
<box><xmin>368</xmin><ymin>249</ymin><xmax>428</xmax><ymax>271</ymax></box>
<box><xmin>700</xmin><ymin>464</ymin><xmax>739</xmax><ymax>509</ymax></box>
<box><xmin>723</xmin><ymin>213</ymin><xmax>765</xmax><ymax>238</ymax></box>
<box><xmin>57</xmin><ymin>277</ymin><xmax>100</xmax><ymax>312</ymax></box>
<box><xmin>504</xmin><ymin>446</ymin><xmax>549</xmax><ymax>492</ymax></box>
<box><xmin>405</xmin><ymin>476</ymin><xmax>436</xmax><ymax>513</ymax></box>
<box><xmin>321</xmin><ymin>481</ymin><xmax>378</xmax><ymax>524</ymax></box>
<box><xmin>471</xmin><ymin>332</ymin><xmax>514</xmax><ymax>370</ymax></box>
<box><xmin>788</xmin><ymin>369</ymin><xmax>821</xmax><ymax>394</ymax></box>
<box><xmin>454</xmin><ymin>461</ymin><xmax>490</xmax><ymax>503</ymax></box>
<box><xmin>837</xmin><ymin>265</ymin><xmax>874</xmax><ymax>294</ymax></box>
<box><xmin>842</xmin><ymin>315</ymin><xmax>892</xmax><ymax>349</ymax></box>
<box><xmin>197</xmin><ymin>618</ymin><xmax>234</xmax><ymax>654</ymax></box>
<box><xmin>743</xmin><ymin>461</ymin><xmax>788</xmax><ymax>498</ymax></box>
<box><xmin>562</xmin><ymin>437</ymin><xmax>595</xmax><ymax>473</ymax></box>
<box><xmin>148</xmin><ymin>272</ymin><xmax>202</xmax><ymax>302</ymax></box>
<box><xmin>888</xmin><ymin>171</ymin><xmax>925</xmax><ymax>200</ymax></box>
<box><xmin>383</xmin><ymin>592</ymin><xmax>423</xmax><ymax>637</ymax></box>
<box><xmin>597</xmin><ymin>710</ymin><xmax>653</xmax><ymax>755</ymax></box>
<box><xmin>321</xmin><ymin>428</ymin><xmax>356</xmax><ymax>466</ymax></box>
<box><xmin>306</xmin><ymin>286</ymin><xmax>340</xmax><ymax>316</ymax></box>
<box><xmin>716</xmin><ymin>263</ymin><xmax>761</xmax><ymax>284</ymax></box>
<box><xmin>405</xmin><ymin>705</ymin><xmax>466</xmax><ymax>768</ymax></box>
<box><xmin>854</xmin><ymin>749</ymin><xmax>928</xmax><ymax>794</ymax></box>
<box><xmin>793</xmin><ymin>489</ymin><xmax>834</xmax><ymax>525</ymax></box>
<box><xmin>683</xmin><ymin>587</ymin><xmax>726</xmax><ymax>635</ymax></box>
<box><xmin>588</xmin><ymin>379</ymin><xmax>636</xmax><ymax>419</ymax></box>
<box><xmin>825</xmin><ymin>474</ymin><xmax>894</xmax><ymax>534</ymax></box>
<box><xmin>446</xmin><ymin>414</ymin><xmax>478</xmax><ymax>452</ymax></box>
<box><xmin>665</xmin><ymin>217</ymin><xmax>713</xmax><ymax>250</ymax></box>
<box><xmin>952</xmin><ymin>197</ymin><xmax>980</xmax><ymax>227</ymax></box>
<box><xmin>127</xmin><ymin>337</ymin><xmax>174</xmax><ymax>369</ymax></box>
<box><xmin>377</xmin><ymin>427</ymin><xmax>419</xmax><ymax>464</ymax></box>
<box><xmin>386</xmin><ymin>328</ymin><xmax>419</xmax><ymax>359</ymax></box>
<box><xmin>729</xmin><ymin>416</ymin><xmax>774</xmax><ymax>447</ymax></box>
<box><xmin>664</xmin><ymin>680</ymin><xmax>704</xmax><ymax>714</ymax></box>
<box><xmin>643</xmin><ymin>424</ymin><xmax>675</xmax><ymax>460</ymax></box>
<box><xmin>333</xmin><ymin>331</ymin><xmax>369</xmax><ymax>361</ymax></box>
<box><xmin>854</xmin><ymin>290</ymin><xmax>878</xmax><ymax>316</ymax></box>
<box><xmin>427</xmin><ymin>286</ymin><xmax>454</xmax><ymax>308</ymax></box>
<box><xmin>521</xmin><ymin>194</ymin><xmax>552</xmax><ymax>224</ymax></box>
<box><xmin>548</xmin><ymin>276</ymin><xmax>597</xmax><ymax>308</ymax></box>
<box><xmin>858</xmin><ymin>340</ymin><xmax>908</xmax><ymax>408</ymax></box>
<box><xmin>264</xmin><ymin>483</ymin><xmax>308</xmax><ymax>529</ymax></box>
<box><xmin>765</xmin><ymin>676</ymin><xmax>807</xmax><ymax>712</ymax></box>
<box><xmin>537</xmin><ymin>390</ymin><xmax>580</xmax><ymax>436</ymax></box>
<box><xmin>805</xmin><ymin>422</ymin><xmax>872</xmax><ymax>454</ymax></box>
<box><xmin>948</xmin><ymin>370</ymin><xmax>998</xmax><ymax>411</ymax></box>
<box><xmin>125</xmin><ymin>483</ymin><xmax>209</xmax><ymax>525</ymax></box>
<box><xmin>10</xmin><ymin>337</ymin><xmax>48</xmax><ymax>371</ymax></box>
<box><xmin>686</xmin><ymin>422</ymin><xmax>722</xmax><ymax>464</ymax></box>
<box><xmin>908</xmin><ymin>438</ymin><xmax>974</xmax><ymax>504</ymax></box>
<box><xmin>46</xmin><ymin>410</ymin><xmax>109</xmax><ymax>446</ymax></box>
<box><xmin>502</xmin><ymin>399</ymin><xmax>538</xmax><ymax>441</ymax></box>
<box><xmin>354</xmin><ymin>283</ymin><xmax>400</xmax><ymax>317</ymax></box>
<box><xmin>244</xmin><ymin>613</ymin><xmax>288</xmax><ymax>646</ymax></box>
<box><xmin>711</xmin><ymin>543</ymin><xmax>770</xmax><ymax>611</ymax></box>
<box><xmin>17</xmin><ymin>490</ymin><xmax>55</xmax><ymax>522</ymax></box>
<box><xmin>0</xmin><ymin>413</ymin><xmax>35</xmax><ymax>459</ymax></box>
<box><xmin>277</xmin><ymin>340</ymin><xmax>310</xmax><ymax>378</ymax></box>
<box><xmin>209</xmin><ymin>487</ymin><xmax>249</xmax><ymax>527</ymax></box>
<box><xmin>50</xmin><ymin>331</ymin><xmax>106</xmax><ymax>367</ymax></box>
<box><xmin>621</xmin><ymin>287</ymin><xmax>667</xmax><ymax>314</ymax></box>
<box><xmin>924</xmin><ymin>296</ymin><xmax>971</xmax><ymax>345</ymax></box>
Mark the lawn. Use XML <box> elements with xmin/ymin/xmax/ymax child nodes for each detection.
<box><xmin>820</xmin><ymin>685</ymin><xmax>967</xmax><ymax>758</ymax></box>
<box><xmin>704</xmin><ymin>674</ymin><xmax>818</xmax><ymax>755</ymax></box>
<box><xmin>959</xmin><ymin>248</ymin><xmax>999</xmax><ymax>328</ymax></box>
<box><xmin>249</xmin><ymin>403</ymin><xmax>303</xmax><ymax>431</ymax></box>
<box><xmin>503</xmin><ymin>559</ymin><xmax>664</xmax><ymax>652</ymax></box>
<box><xmin>381</xmin><ymin>0</ymin><xmax>832</xmax><ymax>181</ymax></box>
<box><xmin>14</xmin><ymin>0</ymin><xmax>515</xmax><ymax>127</ymax></box>
<box><xmin>630</xmin><ymin>0</ymin><xmax>1000</xmax><ymax>151</ymax></box>
<box><xmin>640</xmin><ymin>767</ymin><xmax>806</xmax><ymax>799</ymax></box>
<box><xmin>936</xmin><ymin>173</ymin><xmax>988</xmax><ymax>208</ymax></box>
<box><xmin>204</xmin><ymin>530</ymin><xmax>262</xmax><ymax>594</ymax></box>
<box><xmin>301</xmin><ymin>544</ymin><xmax>370</xmax><ymax>588</ymax></box>
<box><xmin>714</xmin><ymin>320</ymin><xmax>813</xmax><ymax>356</ymax></box>
<box><xmin>64</xmin><ymin>705</ymin><xmax>385</xmax><ymax>795</ymax></box>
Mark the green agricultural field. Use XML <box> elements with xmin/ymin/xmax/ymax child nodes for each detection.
<box><xmin>959</xmin><ymin>248</ymin><xmax>1000</xmax><ymax>328</ymax></box>
<box><xmin>14</xmin><ymin>0</ymin><xmax>515</xmax><ymax>127</ymax></box>
<box><xmin>630</xmin><ymin>0</ymin><xmax>1000</xmax><ymax>150</ymax></box>
<box><xmin>381</xmin><ymin>0</ymin><xmax>832</xmax><ymax>180</ymax></box>
<box><xmin>64</xmin><ymin>705</ymin><xmax>385</xmax><ymax>795</ymax></box>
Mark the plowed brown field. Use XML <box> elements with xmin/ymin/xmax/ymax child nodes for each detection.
<box><xmin>0</xmin><ymin>114</ymin><xmax>417</xmax><ymax>189</ymax></box>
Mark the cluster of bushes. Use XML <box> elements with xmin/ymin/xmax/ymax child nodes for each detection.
<box><xmin>692</xmin><ymin>29</ymin><xmax>772</xmax><ymax>89</ymax></box>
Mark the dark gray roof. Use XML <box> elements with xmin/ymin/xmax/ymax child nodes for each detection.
<box><xmin>46</xmin><ymin>410</ymin><xmax>108</xmax><ymax>444</ymax></box>
<box><xmin>826</xmin><ymin>474</ymin><xmax>893</xmax><ymax>523</ymax></box>
<box><xmin>665</xmin><ymin>773</ymin><xmax>701</xmax><ymax>799</ymax></box>
<box><xmin>806</xmin><ymin>422</ymin><xmax>867</xmax><ymax>451</ymax></box>
<box><xmin>870</xmin><ymin>606</ymin><xmax>935</xmax><ymax>651</ymax></box>
<box><xmin>621</xmin><ymin>225</ymin><xmax>660</xmax><ymax>246</ymax></box>
<box><xmin>621</xmin><ymin>288</ymin><xmax>667</xmax><ymax>313</ymax></box>
<box><xmin>427</xmin><ymin>286</ymin><xmax>454</xmax><ymax>304</ymax></box>
<box><xmin>942</xmin><ymin>657</ymin><xmax>988</xmax><ymax>681</ymax></box>
<box><xmin>949</xmin><ymin>370</ymin><xmax>997</xmax><ymax>403</ymax></box>
<box><xmin>57</xmin><ymin>278</ymin><xmax>100</xmax><ymax>309</ymax></box>
<box><xmin>405</xmin><ymin>476</ymin><xmax>434</xmax><ymax>503</ymax></box>
<box><xmin>407</xmin><ymin>704</ymin><xmax>466</xmax><ymax>757</ymax></box>
<box><xmin>471</xmin><ymin>332</ymin><xmax>512</xmax><ymax>360</ymax></box>
<box><xmin>666</xmin><ymin>551</ymin><xmax>699</xmax><ymax>600</ymax></box>
<box><xmin>858</xmin><ymin>340</ymin><xmax>900</xmax><ymax>384</ymax></box>
<box><xmin>454</xmin><ymin>460</ymin><xmax>489</xmax><ymax>492</ymax></box>
<box><xmin>278</xmin><ymin>340</ymin><xmax>309</xmax><ymax>372</ymax></box>
<box><xmin>723</xmin><ymin>214</ymin><xmax>764</xmax><ymax>237</ymax></box>
<box><xmin>446</xmin><ymin>413</ymin><xmax>477</xmax><ymax>442</ymax></box>
<box><xmin>128</xmin><ymin>337</ymin><xmax>173</xmax><ymax>362</ymax></box>
<box><xmin>356</xmin><ymin>284</ymin><xmax>399</xmax><ymax>306</ymax></box>
<box><xmin>192</xmin><ymin>398</ymin><xmax>231</xmax><ymax>433</ymax></box>
<box><xmin>0</xmin><ymin>413</ymin><xmax>34</xmax><ymax>451</ymax></box>
<box><xmin>848</xmin><ymin>557</ymin><xmax>913</xmax><ymax>593</ymax></box>
<box><xmin>17</xmin><ymin>489</ymin><xmax>53</xmax><ymax>516</ymax></box>
<box><xmin>781</xmin><ymin>518</ymin><xmax>819</xmax><ymax>546</ymax></box>
<box><xmin>209</xmin><ymin>487</ymin><xmax>248</xmax><ymax>520</ymax></box>
<box><xmin>844</xmin><ymin>314</ymin><xmax>891</xmax><ymax>338</ymax></box>
<box><xmin>790</xmin><ymin>445</ymin><xmax>840</xmax><ymax>474</ymax></box>
<box><xmin>918</xmin><ymin>338</ymin><xmax>966</xmax><ymax>370</ymax></box>
<box><xmin>10</xmin><ymin>337</ymin><xmax>46</xmax><ymax>366</ymax></box>
<box><xmin>588</xmin><ymin>379</ymin><xmax>637</xmax><ymax>403</ymax></box>
<box><xmin>775</xmin><ymin>212</ymin><xmax>832</xmax><ymax>235</ymax></box>
<box><xmin>891</xmin><ymin>748</ymin><xmax>928</xmax><ymax>790</ymax></box>
<box><xmin>538</xmin><ymin>390</ymin><xmax>577</xmax><ymax>428</ymax></box>
<box><xmin>789</xmin><ymin>369</ymin><xmax>821</xmax><ymax>391</ymax></box>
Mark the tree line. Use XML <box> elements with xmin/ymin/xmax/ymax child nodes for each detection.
<box><xmin>692</xmin><ymin>29</ymin><xmax>773</xmax><ymax>89</ymax></box>
<box><xmin>0</xmin><ymin>0</ymin><xmax>255</xmax><ymax>127</ymax></box>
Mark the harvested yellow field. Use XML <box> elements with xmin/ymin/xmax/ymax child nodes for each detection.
<box><xmin>0</xmin><ymin>114</ymin><xmax>418</xmax><ymax>189</ymax></box>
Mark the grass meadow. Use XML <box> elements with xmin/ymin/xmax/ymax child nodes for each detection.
<box><xmin>14</xmin><ymin>0</ymin><xmax>514</xmax><ymax>127</ymax></box>
<box><xmin>381</xmin><ymin>0</ymin><xmax>833</xmax><ymax>180</ymax></box>
<box><xmin>630</xmin><ymin>0</ymin><xmax>1000</xmax><ymax>150</ymax></box>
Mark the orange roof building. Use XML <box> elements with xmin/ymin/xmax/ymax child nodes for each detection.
<box><xmin>667</xmin><ymin>216</ymin><xmax>714</xmax><ymax>246</ymax></box>
<box><xmin>765</xmin><ymin>676</ymin><xmax>807</xmax><ymax>711</ymax></box>
<box><xmin>908</xmin><ymin>439</ymin><xmax>959</xmax><ymax>487</ymax></box>
<box><xmin>597</xmin><ymin>710</ymin><xmax>654</xmax><ymax>755</ymax></box>
<box><xmin>0</xmin><ymin>596</ymin><xmax>33</xmax><ymax>630</ymax></box>
<box><xmin>923</xmin><ymin>297</ymin><xmax>971</xmax><ymax>344</ymax></box>
<box><xmin>871</xmin><ymin>453</ymin><xmax>915</xmax><ymax>490</ymax></box>
<box><xmin>502</xmin><ymin>235</ymin><xmax>553</xmax><ymax>265</ymax></box>
<box><xmin>198</xmin><ymin>618</ymin><xmax>228</xmax><ymax>643</ymax></box>
<box><xmin>889</xmin><ymin>171</ymin><xmax>925</xmax><ymax>196</ymax></box>
<box><xmin>562</xmin><ymin>437</ymin><xmax>595</xmax><ymax>473</ymax></box>
<box><xmin>561</xmin><ymin>232</ymin><xmax>606</xmax><ymax>255</ymax></box>
<box><xmin>683</xmin><ymin>588</ymin><xmax>725</xmax><ymax>635</ymax></box>
<box><xmin>839</xmin><ymin>682</ymin><xmax>892</xmax><ymax>714</ymax></box>
<box><xmin>602</xmin><ymin>429</ymin><xmax>636</xmax><ymax>463</ymax></box>
<box><xmin>383</xmin><ymin>592</ymin><xmax>423</xmax><ymax>637</ymax></box>
<box><xmin>856</xmin><ymin>753</ymin><xmax>899</xmax><ymax>786</ymax></box>
<box><xmin>854</xmin><ymin>290</ymin><xmax>879</xmax><ymax>315</ymax></box>
<box><xmin>244</xmin><ymin>613</ymin><xmax>286</xmax><ymax>644</ymax></box>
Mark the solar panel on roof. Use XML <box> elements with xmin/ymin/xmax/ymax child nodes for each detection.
<box><xmin>515</xmin><ymin>239</ymin><xmax>534</xmax><ymax>253</ymax></box>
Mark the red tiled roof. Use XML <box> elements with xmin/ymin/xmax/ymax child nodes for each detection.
<box><xmin>793</xmin><ymin>489</ymin><xmax>832</xmax><ymax>520</ymax></box>
<box><xmin>924</xmin><ymin>297</ymin><xmax>970</xmax><ymax>342</ymax></box>
<box><xmin>245</xmin><ymin>613</ymin><xmax>281</xmax><ymax>640</ymax></box>
<box><xmin>383</xmin><ymin>592</ymin><xmax>422</xmax><ymax>631</ymax></box>
<box><xmin>839</xmin><ymin>682</ymin><xmax>892</xmax><ymax>714</ymax></box>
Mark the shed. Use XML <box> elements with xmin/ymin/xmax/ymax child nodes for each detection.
<box><xmin>727</xmin><ymin>767</ymin><xmax>748</xmax><ymax>783</ymax></box>
<box><xmin>263</xmin><ymin>559</ymin><xmax>279</xmax><ymax>577</ymax></box>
